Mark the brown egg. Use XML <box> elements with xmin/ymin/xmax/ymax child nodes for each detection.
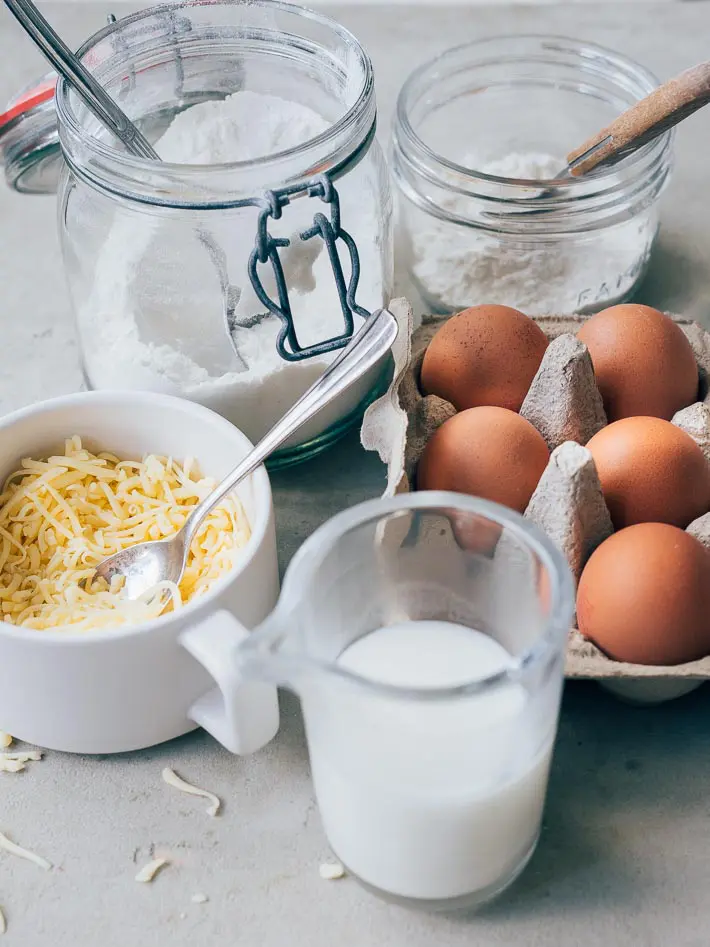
<box><xmin>577</xmin><ymin>304</ymin><xmax>698</xmax><ymax>421</ymax></box>
<box><xmin>587</xmin><ymin>417</ymin><xmax>710</xmax><ymax>529</ymax></box>
<box><xmin>577</xmin><ymin>524</ymin><xmax>710</xmax><ymax>665</ymax></box>
<box><xmin>447</xmin><ymin>510</ymin><xmax>502</xmax><ymax>558</ymax></box>
<box><xmin>537</xmin><ymin>563</ymin><xmax>553</xmax><ymax>616</ymax></box>
<box><xmin>420</xmin><ymin>304</ymin><xmax>549</xmax><ymax>412</ymax></box>
<box><xmin>417</xmin><ymin>406</ymin><xmax>549</xmax><ymax>513</ymax></box>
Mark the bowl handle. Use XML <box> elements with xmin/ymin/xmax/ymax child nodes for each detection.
<box><xmin>181</xmin><ymin>610</ymin><xmax>280</xmax><ymax>755</ymax></box>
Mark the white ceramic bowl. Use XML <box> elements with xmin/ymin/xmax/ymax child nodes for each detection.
<box><xmin>0</xmin><ymin>391</ymin><xmax>280</xmax><ymax>754</ymax></box>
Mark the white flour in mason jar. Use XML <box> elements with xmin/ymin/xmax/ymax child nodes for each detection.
<box><xmin>407</xmin><ymin>151</ymin><xmax>654</xmax><ymax>315</ymax></box>
<box><xmin>80</xmin><ymin>91</ymin><xmax>385</xmax><ymax>445</ymax></box>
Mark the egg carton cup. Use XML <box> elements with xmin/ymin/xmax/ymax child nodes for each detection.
<box><xmin>363</xmin><ymin>299</ymin><xmax>710</xmax><ymax>704</ymax></box>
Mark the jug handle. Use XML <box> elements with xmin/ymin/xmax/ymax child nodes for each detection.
<box><xmin>181</xmin><ymin>610</ymin><xmax>280</xmax><ymax>755</ymax></box>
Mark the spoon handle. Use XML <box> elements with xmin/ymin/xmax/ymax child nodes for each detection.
<box><xmin>3</xmin><ymin>0</ymin><xmax>160</xmax><ymax>160</ymax></box>
<box><xmin>183</xmin><ymin>309</ymin><xmax>398</xmax><ymax>544</ymax></box>
<box><xmin>568</xmin><ymin>61</ymin><xmax>710</xmax><ymax>176</ymax></box>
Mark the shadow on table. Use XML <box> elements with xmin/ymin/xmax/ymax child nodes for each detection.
<box><xmin>472</xmin><ymin>680</ymin><xmax>710</xmax><ymax>921</ymax></box>
<box><xmin>634</xmin><ymin>232</ymin><xmax>710</xmax><ymax>324</ymax></box>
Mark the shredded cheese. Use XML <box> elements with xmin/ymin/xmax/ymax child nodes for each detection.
<box><xmin>0</xmin><ymin>437</ymin><xmax>250</xmax><ymax>631</ymax></box>
<box><xmin>0</xmin><ymin>905</ymin><xmax>6</xmax><ymax>934</ymax></box>
<box><xmin>191</xmin><ymin>893</ymin><xmax>209</xmax><ymax>904</ymax></box>
<box><xmin>0</xmin><ymin>751</ymin><xmax>42</xmax><ymax>774</ymax></box>
<box><xmin>0</xmin><ymin>733</ymin><xmax>11</xmax><ymax>749</ymax></box>
<box><xmin>135</xmin><ymin>857</ymin><xmax>169</xmax><ymax>883</ymax></box>
<box><xmin>162</xmin><ymin>767</ymin><xmax>221</xmax><ymax>817</ymax></box>
<box><xmin>319</xmin><ymin>861</ymin><xmax>346</xmax><ymax>881</ymax></box>
<box><xmin>0</xmin><ymin>829</ymin><xmax>51</xmax><ymax>870</ymax></box>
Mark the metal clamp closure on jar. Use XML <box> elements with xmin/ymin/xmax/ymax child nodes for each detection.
<box><xmin>249</xmin><ymin>173</ymin><xmax>371</xmax><ymax>362</ymax></box>
<box><xmin>243</xmin><ymin>115</ymin><xmax>377</xmax><ymax>361</ymax></box>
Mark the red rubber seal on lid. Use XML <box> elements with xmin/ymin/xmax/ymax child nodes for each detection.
<box><xmin>0</xmin><ymin>79</ymin><xmax>56</xmax><ymax>131</ymax></box>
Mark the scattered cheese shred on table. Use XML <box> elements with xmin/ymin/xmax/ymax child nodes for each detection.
<box><xmin>135</xmin><ymin>857</ymin><xmax>169</xmax><ymax>883</ymax></box>
<box><xmin>191</xmin><ymin>893</ymin><xmax>209</xmax><ymax>904</ymax></box>
<box><xmin>0</xmin><ymin>436</ymin><xmax>250</xmax><ymax>632</ymax></box>
<box><xmin>0</xmin><ymin>829</ymin><xmax>51</xmax><ymax>870</ymax></box>
<box><xmin>319</xmin><ymin>862</ymin><xmax>346</xmax><ymax>881</ymax></box>
<box><xmin>0</xmin><ymin>733</ymin><xmax>12</xmax><ymax>749</ymax></box>
<box><xmin>0</xmin><ymin>905</ymin><xmax>6</xmax><ymax>934</ymax></box>
<box><xmin>0</xmin><ymin>751</ymin><xmax>42</xmax><ymax>774</ymax></box>
<box><xmin>162</xmin><ymin>767</ymin><xmax>221</xmax><ymax>817</ymax></box>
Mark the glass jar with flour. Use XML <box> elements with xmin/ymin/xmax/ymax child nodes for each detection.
<box><xmin>46</xmin><ymin>0</ymin><xmax>392</xmax><ymax>465</ymax></box>
<box><xmin>392</xmin><ymin>36</ymin><xmax>673</xmax><ymax>316</ymax></box>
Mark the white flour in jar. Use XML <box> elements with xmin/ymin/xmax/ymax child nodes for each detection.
<box><xmin>407</xmin><ymin>151</ymin><xmax>654</xmax><ymax>315</ymax></box>
<box><xmin>80</xmin><ymin>91</ymin><xmax>385</xmax><ymax>446</ymax></box>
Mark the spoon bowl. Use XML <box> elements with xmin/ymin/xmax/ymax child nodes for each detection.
<box><xmin>95</xmin><ymin>537</ymin><xmax>189</xmax><ymax>600</ymax></box>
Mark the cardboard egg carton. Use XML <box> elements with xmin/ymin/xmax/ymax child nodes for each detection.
<box><xmin>361</xmin><ymin>299</ymin><xmax>710</xmax><ymax>703</ymax></box>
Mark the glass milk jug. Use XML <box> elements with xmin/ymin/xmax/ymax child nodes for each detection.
<box><xmin>182</xmin><ymin>493</ymin><xmax>575</xmax><ymax>911</ymax></box>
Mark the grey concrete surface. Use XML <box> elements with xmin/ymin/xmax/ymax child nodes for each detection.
<box><xmin>2</xmin><ymin>3</ymin><xmax>710</xmax><ymax>945</ymax></box>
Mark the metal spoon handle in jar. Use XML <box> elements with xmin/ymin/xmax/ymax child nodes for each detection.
<box><xmin>3</xmin><ymin>0</ymin><xmax>160</xmax><ymax>160</ymax></box>
<box><xmin>567</xmin><ymin>60</ymin><xmax>710</xmax><ymax>176</ymax></box>
<box><xmin>182</xmin><ymin>308</ymin><xmax>398</xmax><ymax>549</ymax></box>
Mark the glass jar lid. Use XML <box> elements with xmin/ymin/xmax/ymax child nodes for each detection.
<box><xmin>0</xmin><ymin>73</ymin><xmax>61</xmax><ymax>194</ymax></box>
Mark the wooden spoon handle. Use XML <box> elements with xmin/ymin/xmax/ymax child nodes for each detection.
<box><xmin>567</xmin><ymin>61</ymin><xmax>710</xmax><ymax>175</ymax></box>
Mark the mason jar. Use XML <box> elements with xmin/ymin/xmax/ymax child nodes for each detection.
<box><xmin>13</xmin><ymin>1</ymin><xmax>392</xmax><ymax>466</ymax></box>
<box><xmin>391</xmin><ymin>35</ymin><xmax>673</xmax><ymax>316</ymax></box>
